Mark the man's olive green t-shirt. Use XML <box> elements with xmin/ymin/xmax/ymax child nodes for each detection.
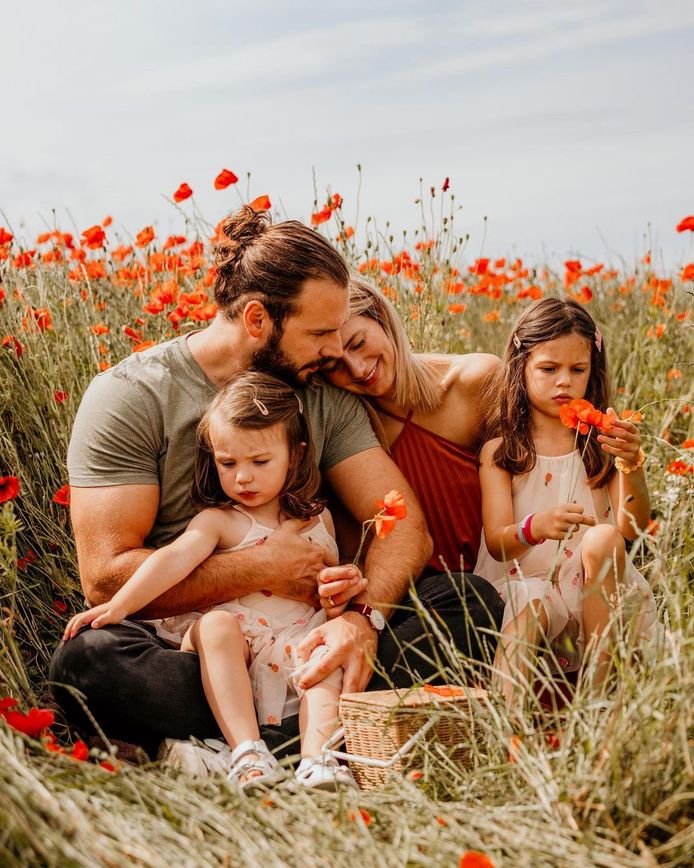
<box><xmin>67</xmin><ymin>336</ymin><xmax>378</xmax><ymax>548</ymax></box>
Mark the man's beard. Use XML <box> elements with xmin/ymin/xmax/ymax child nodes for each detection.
<box><xmin>251</xmin><ymin>326</ymin><xmax>326</xmax><ymax>389</ymax></box>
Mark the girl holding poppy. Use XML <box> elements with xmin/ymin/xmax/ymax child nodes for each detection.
<box><xmin>63</xmin><ymin>372</ymin><xmax>360</xmax><ymax>790</ymax></box>
<box><xmin>475</xmin><ymin>298</ymin><xmax>656</xmax><ymax>713</ymax></box>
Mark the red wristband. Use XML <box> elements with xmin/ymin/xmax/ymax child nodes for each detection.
<box><xmin>522</xmin><ymin>513</ymin><xmax>545</xmax><ymax>546</ymax></box>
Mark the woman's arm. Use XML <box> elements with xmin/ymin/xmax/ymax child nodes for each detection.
<box><xmin>601</xmin><ymin>417</ymin><xmax>650</xmax><ymax>538</ymax></box>
<box><xmin>63</xmin><ymin>510</ymin><xmax>224</xmax><ymax>638</ymax></box>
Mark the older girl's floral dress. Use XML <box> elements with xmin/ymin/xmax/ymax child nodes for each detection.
<box><xmin>146</xmin><ymin>507</ymin><xmax>342</xmax><ymax>725</ymax></box>
<box><xmin>474</xmin><ymin>451</ymin><xmax>657</xmax><ymax>672</ymax></box>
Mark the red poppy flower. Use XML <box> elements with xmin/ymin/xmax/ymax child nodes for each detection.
<box><xmin>667</xmin><ymin>460</ymin><xmax>693</xmax><ymax>475</ymax></box>
<box><xmin>311</xmin><ymin>207</ymin><xmax>332</xmax><ymax>226</ymax></box>
<box><xmin>13</xmin><ymin>250</ymin><xmax>36</xmax><ymax>268</ymax></box>
<box><xmin>676</xmin><ymin>215</ymin><xmax>694</xmax><ymax>233</ymax></box>
<box><xmin>214</xmin><ymin>169</ymin><xmax>239</xmax><ymax>189</ymax></box>
<box><xmin>17</xmin><ymin>549</ymin><xmax>37</xmax><ymax>570</ymax></box>
<box><xmin>1</xmin><ymin>707</ymin><xmax>55</xmax><ymax>737</ymax></box>
<box><xmin>559</xmin><ymin>399</ymin><xmax>613</xmax><ymax>434</ymax></box>
<box><xmin>423</xmin><ymin>684</ymin><xmax>464</xmax><ymax>698</ymax></box>
<box><xmin>123</xmin><ymin>325</ymin><xmax>143</xmax><ymax>342</ymax></box>
<box><xmin>54</xmin><ymin>390</ymin><xmax>68</xmax><ymax>403</ymax></box>
<box><xmin>132</xmin><ymin>341</ymin><xmax>157</xmax><ymax>353</ymax></box>
<box><xmin>681</xmin><ymin>263</ymin><xmax>694</xmax><ymax>281</ymax></box>
<box><xmin>248</xmin><ymin>195</ymin><xmax>271</xmax><ymax>212</ymax></box>
<box><xmin>375</xmin><ymin>489</ymin><xmax>408</xmax><ymax>520</ymax></box>
<box><xmin>348</xmin><ymin>808</ymin><xmax>372</xmax><ymax>826</ymax></box>
<box><xmin>173</xmin><ymin>183</ymin><xmax>193</xmax><ymax>203</ymax></box>
<box><xmin>51</xmin><ymin>599</ymin><xmax>68</xmax><ymax>614</ymax></box>
<box><xmin>90</xmin><ymin>323</ymin><xmax>110</xmax><ymax>336</ymax></box>
<box><xmin>459</xmin><ymin>853</ymin><xmax>495</xmax><ymax>868</ymax></box>
<box><xmin>0</xmin><ymin>227</ymin><xmax>13</xmax><ymax>246</ymax></box>
<box><xmin>135</xmin><ymin>226</ymin><xmax>155</xmax><ymax>247</ymax></box>
<box><xmin>52</xmin><ymin>485</ymin><xmax>70</xmax><ymax>506</ymax></box>
<box><xmin>374</xmin><ymin>514</ymin><xmax>397</xmax><ymax>539</ymax></box>
<box><xmin>442</xmin><ymin>177</ymin><xmax>450</xmax><ymax>192</ymax></box>
<box><xmin>469</xmin><ymin>258</ymin><xmax>490</xmax><ymax>275</ymax></box>
<box><xmin>81</xmin><ymin>225</ymin><xmax>106</xmax><ymax>249</ymax></box>
<box><xmin>1</xmin><ymin>335</ymin><xmax>23</xmax><ymax>357</ymax></box>
<box><xmin>0</xmin><ymin>476</ymin><xmax>20</xmax><ymax>503</ymax></box>
<box><xmin>70</xmin><ymin>740</ymin><xmax>89</xmax><ymax>761</ymax></box>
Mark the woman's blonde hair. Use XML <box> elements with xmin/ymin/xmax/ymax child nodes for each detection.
<box><xmin>347</xmin><ymin>277</ymin><xmax>440</xmax><ymax>412</ymax></box>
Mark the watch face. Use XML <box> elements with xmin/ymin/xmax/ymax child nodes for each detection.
<box><xmin>370</xmin><ymin>608</ymin><xmax>386</xmax><ymax>631</ymax></box>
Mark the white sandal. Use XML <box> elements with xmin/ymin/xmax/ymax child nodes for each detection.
<box><xmin>295</xmin><ymin>756</ymin><xmax>359</xmax><ymax>791</ymax></box>
<box><xmin>226</xmin><ymin>739</ymin><xmax>285</xmax><ymax>792</ymax></box>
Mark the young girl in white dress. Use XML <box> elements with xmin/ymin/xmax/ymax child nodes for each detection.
<box><xmin>63</xmin><ymin>372</ymin><xmax>359</xmax><ymax>790</ymax></box>
<box><xmin>475</xmin><ymin>298</ymin><xmax>656</xmax><ymax>713</ymax></box>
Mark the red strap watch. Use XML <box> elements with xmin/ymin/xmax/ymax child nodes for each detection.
<box><xmin>345</xmin><ymin>603</ymin><xmax>386</xmax><ymax>634</ymax></box>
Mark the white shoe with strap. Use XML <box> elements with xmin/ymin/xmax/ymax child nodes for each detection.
<box><xmin>295</xmin><ymin>755</ymin><xmax>359</xmax><ymax>791</ymax></box>
<box><xmin>226</xmin><ymin>739</ymin><xmax>286</xmax><ymax>792</ymax></box>
<box><xmin>157</xmin><ymin>737</ymin><xmax>230</xmax><ymax>777</ymax></box>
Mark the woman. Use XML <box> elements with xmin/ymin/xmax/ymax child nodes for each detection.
<box><xmin>324</xmin><ymin>276</ymin><xmax>500</xmax><ymax>578</ymax></box>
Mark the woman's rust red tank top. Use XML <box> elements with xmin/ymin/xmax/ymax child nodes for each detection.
<box><xmin>383</xmin><ymin>408</ymin><xmax>483</xmax><ymax>575</ymax></box>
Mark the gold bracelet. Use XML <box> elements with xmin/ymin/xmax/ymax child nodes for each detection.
<box><xmin>615</xmin><ymin>447</ymin><xmax>646</xmax><ymax>474</ymax></box>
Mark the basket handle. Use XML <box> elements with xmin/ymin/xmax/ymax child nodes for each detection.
<box><xmin>321</xmin><ymin>714</ymin><xmax>440</xmax><ymax>769</ymax></box>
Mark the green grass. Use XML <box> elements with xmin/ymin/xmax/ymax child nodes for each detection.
<box><xmin>0</xmin><ymin>197</ymin><xmax>692</xmax><ymax>866</ymax></box>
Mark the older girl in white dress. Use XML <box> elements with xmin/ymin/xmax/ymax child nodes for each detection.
<box><xmin>475</xmin><ymin>299</ymin><xmax>656</xmax><ymax>713</ymax></box>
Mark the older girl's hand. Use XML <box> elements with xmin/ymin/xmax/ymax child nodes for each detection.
<box><xmin>317</xmin><ymin>565</ymin><xmax>368</xmax><ymax>618</ymax></box>
<box><xmin>597</xmin><ymin>410</ymin><xmax>642</xmax><ymax>469</ymax></box>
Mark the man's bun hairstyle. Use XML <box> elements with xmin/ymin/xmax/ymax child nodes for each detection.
<box><xmin>213</xmin><ymin>205</ymin><xmax>349</xmax><ymax>330</ymax></box>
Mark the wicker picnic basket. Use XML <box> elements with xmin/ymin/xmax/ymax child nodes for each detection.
<box><xmin>338</xmin><ymin>686</ymin><xmax>488</xmax><ymax>789</ymax></box>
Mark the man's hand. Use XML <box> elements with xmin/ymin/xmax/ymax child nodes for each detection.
<box><xmin>317</xmin><ymin>564</ymin><xmax>368</xmax><ymax>618</ymax></box>
<box><xmin>261</xmin><ymin>519</ymin><xmax>336</xmax><ymax>607</ymax></box>
<box><xmin>296</xmin><ymin>611</ymin><xmax>378</xmax><ymax>694</ymax></box>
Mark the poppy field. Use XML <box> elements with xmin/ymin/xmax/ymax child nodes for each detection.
<box><xmin>0</xmin><ymin>178</ymin><xmax>693</xmax><ymax>867</ymax></box>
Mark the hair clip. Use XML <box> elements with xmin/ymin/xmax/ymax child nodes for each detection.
<box><xmin>513</xmin><ymin>334</ymin><xmax>522</xmax><ymax>350</ymax></box>
<box><xmin>295</xmin><ymin>393</ymin><xmax>304</xmax><ymax>414</ymax></box>
<box><xmin>594</xmin><ymin>328</ymin><xmax>603</xmax><ymax>353</ymax></box>
<box><xmin>252</xmin><ymin>397</ymin><xmax>269</xmax><ymax>416</ymax></box>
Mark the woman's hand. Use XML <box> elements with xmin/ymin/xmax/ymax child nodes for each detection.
<box><xmin>317</xmin><ymin>564</ymin><xmax>368</xmax><ymax>619</ymax></box>
<box><xmin>532</xmin><ymin>503</ymin><xmax>597</xmax><ymax>541</ymax></box>
<box><xmin>597</xmin><ymin>412</ymin><xmax>642</xmax><ymax>469</ymax></box>
<box><xmin>62</xmin><ymin>602</ymin><xmax>128</xmax><ymax>641</ymax></box>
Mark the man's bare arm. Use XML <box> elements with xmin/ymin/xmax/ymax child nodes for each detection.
<box><xmin>298</xmin><ymin>447</ymin><xmax>432</xmax><ymax>693</ymax></box>
<box><xmin>324</xmin><ymin>447</ymin><xmax>432</xmax><ymax>616</ymax></box>
<box><xmin>71</xmin><ymin>485</ymin><xmax>326</xmax><ymax>615</ymax></box>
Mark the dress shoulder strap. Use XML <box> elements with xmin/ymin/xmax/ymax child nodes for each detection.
<box><xmin>378</xmin><ymin>406</ymin><xmax>414</xmax><ymax>424</ymax></box>
<box><xmin>231</xmin><ymin>503</ymin><xmax>258</xmax><ymax>527</ymax></box>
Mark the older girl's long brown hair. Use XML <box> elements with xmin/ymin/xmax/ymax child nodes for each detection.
<box><xmin>483</xmin><ymin>297</ymin><xmax>615</xmax><ymax>488</ymax></box>
<box><xmin>192</xmin><ymin>372</ymin><xmax>325</xmax><ymax>520</ymax></box>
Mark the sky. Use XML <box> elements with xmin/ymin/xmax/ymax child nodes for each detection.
<box><xmin>2</xmin><ymin>0</ymin><xmax>694</xmax><ymax>269</ymax></box>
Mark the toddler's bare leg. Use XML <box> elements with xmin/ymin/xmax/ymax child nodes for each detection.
<box><xmin>299</xmin><ymin>681</ymin><xmax>342</xmax><ymax>758</ymax></box>
<box><xmin>580</xmin><ymin>525</ymin><xmax>626</xmax><ymax>692</ymax></box>
<box><xmin>493</xmin><ymin>600</ymin><xmax>548</xmax><ymax>717</ymax></box>
<box><xmin>182</xmin><ymin>611</ymin><xmax>260</xmax><ymax>752</ymax></box>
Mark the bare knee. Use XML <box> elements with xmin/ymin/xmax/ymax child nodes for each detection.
<box><xmin>192</xmin><ymin>610</ymin><xmax>243</xmax><ymax>646</ymax></box>
<box><xmin>582</xmin><ymin>525</ymin><xmax>625</xmax><ymax>584</ymax></box>
<box><xmin>582</xmin><ymin>526</ymin><xmax>624</xmax><ymax>564</ymax></box>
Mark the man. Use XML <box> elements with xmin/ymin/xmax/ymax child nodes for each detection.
<box><xmin>49</xmin><ymin>206</ymin><xmax>503</xmax><ymax>767</ymax></box>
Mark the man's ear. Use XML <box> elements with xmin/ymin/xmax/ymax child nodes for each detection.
<box><xmin>242</xmin><ymin>299</ymin><xmax>272</xmax><ymax>339</ymax></box>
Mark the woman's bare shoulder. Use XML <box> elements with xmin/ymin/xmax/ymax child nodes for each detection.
<box><xmin>433</xmin><ymin>353</ymin><xmax>500</xmax><ymax>396</ymax></box>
